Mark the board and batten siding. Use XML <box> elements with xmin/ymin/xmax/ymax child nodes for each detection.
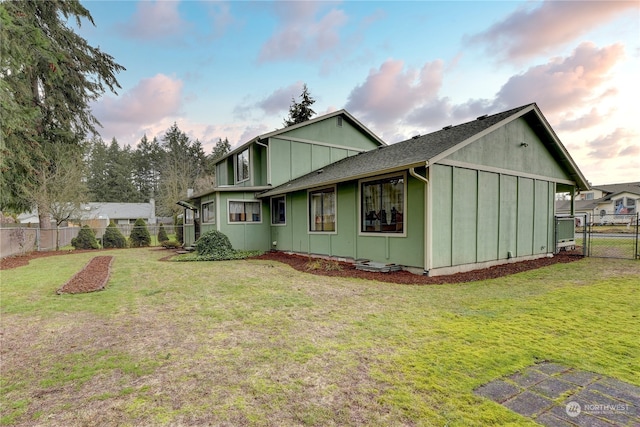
<box><xmin>431</xmin><ymin>164</ymin><xmax>555</xmax><ymax>269</ymax></box>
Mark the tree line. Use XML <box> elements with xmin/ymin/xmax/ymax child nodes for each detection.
<box><xmin>85</xmin><ymin>129</ymin><xmax>231</xmax><ymax>217</ymax></box>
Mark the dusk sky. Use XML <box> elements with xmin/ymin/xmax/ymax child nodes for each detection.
<box><xmin>81</xmin><ymin>0</ymin><xmax>639</xmax><ymax>186</ymax></box>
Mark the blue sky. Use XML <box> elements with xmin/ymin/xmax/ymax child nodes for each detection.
<box><xmin>81</xmin><ymin>0</ymin><xmax>639</xmax><ymax>185</ymax></box>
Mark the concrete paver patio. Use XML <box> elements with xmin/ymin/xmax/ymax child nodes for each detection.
<box><xmin>474</xmin><ymin>362</ymin><xmax>639</xmax><ymax>426</ymax></box>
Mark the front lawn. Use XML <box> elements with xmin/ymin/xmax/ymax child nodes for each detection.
<box><xmin>1</xmin><ymin>249</ymin><xmax>638</xmax><ymax>426</ymax></box>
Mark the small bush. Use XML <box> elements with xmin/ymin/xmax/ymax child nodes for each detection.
<box><xmin>103</xmin><ymin>221</ymin><xmax>128</xmax><ymax>248</ymax></box>
<box><xmin>71</xmin><ymin>225</ymin><xmax>100</xmax><ymax>250</ymax></box>
<box><xmin>157</xmin><ymin>223</ymin><xmax>168</xmax><ymax>243</ymax></box>
<box><xmin>304</xmin><ymin>258</ymin><xmax>343</xmax><ymax>271</ymax></box>
<box><xmin>129</xmin><ymin>218</ymin><xmax>151</xmax><ymax>247</ymax></box>
<box><xmin>195</xmin><ymin>230</ymin><xmax>234</xmax><ymax>258</ymax></box>
<box><xmin>161</xmin><ymin>240</ymin><xmax>182</xmax><ymax>249</ymax></box>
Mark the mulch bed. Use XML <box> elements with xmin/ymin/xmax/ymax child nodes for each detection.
<box><xmin>251</xmin><ymin>251</ymin><xmax>583</xmax><ymax>285</ymax></box>
<box><xmin>56</xmin><ymin>256</ymin><xmax>114</xmax><ymax>294</ymax></box>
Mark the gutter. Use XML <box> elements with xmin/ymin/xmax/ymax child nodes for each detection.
<box><xmin>409</xmin><ymin>163</ymin><xmax>432</xmax><ymax>274</ymax></box>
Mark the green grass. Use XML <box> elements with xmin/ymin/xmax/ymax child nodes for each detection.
<box><xmin>1</xmin><ymin>248</ymin><xmax>639</xmax><ymax>426</ymax></box>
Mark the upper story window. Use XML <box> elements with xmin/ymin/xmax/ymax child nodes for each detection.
<box><xmin>309</xmin><ymin>187</ymin><xmax>335</xmax><ymax>232</ymax></box>
<box><xmin>271</xmin><ymin>196</ymin><xmax>286</xmax><ymax>225</ymax></box>
<box><xmin>202</xmin><ymin>201</ymin><xmax>215</xmax><ymax>223</ymax></box>
<box><xmin>229</xmin><ymin>201</ymin><xmax>261</xmax><ymax>223</ymax></box>
<box><xmin>361</xmin><ymin>174</ymin><xmax>405</xmax><ymax>234</ymax></box>
<box><xmin>236</xmin><ymin>149</ymin><xmax>249</xmax><ymax>183</ymax></box>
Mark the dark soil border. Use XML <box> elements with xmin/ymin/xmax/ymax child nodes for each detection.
<box><xmin>56</xmin><ymin>256</ymin><xmax>114</xmax><ymax>294</ymax></box>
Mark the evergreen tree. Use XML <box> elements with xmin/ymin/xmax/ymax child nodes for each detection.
<box><xmin>132</xmin><ymin>135</ymin><xmax>162</xmax><ymax>201</ymax></box>
<box><xmin>129</xmin><ymin>218</ymin><xmax>151</xmax><ymax>247</ymax></box>
<box><xmin>0</xmin><ymin>0</ymin><xmax>124</xmax><ymax>213</ymax></box>
<box><xmin>103</xmin><ymin>221</ymin><xmax>127</xmax><ymax>248</ymax></box>
<box><xmin>157</xmin><ymin>223</ymin><xmax>168</xmax><ymax>243</ymax></box>
<box><xmin>71</xmin><ymin>225</ymin><xmax>100</xmax><ymax>250</ymax></box>
<box><xmin>283</xmin><ymin>84</ymin><xmax>316</xmax><ymax>127</ymax></box>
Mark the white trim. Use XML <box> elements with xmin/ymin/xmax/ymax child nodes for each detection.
<box><xmin>307</xmin><ymin>185</ymin><xmax>338</xmax><ymax>234</ymax></box>
<box><xmin>436</xmin><ymin>159</ymin><xmax>577</xmax><ymax>186</ymax></box>
<box><xmin>270</xmin><ymin>195</ymin><xmax>287</xmax><ymax>226</ymax></box>
<box><xmin>226</xmin><ymin>199</ymin><xmax>263</xmax><ymax>224</ymax></box>
<box><xmin>357</xmin><ymin>172</ymin><xmax>407</xmax><ymax>238</ymax></box>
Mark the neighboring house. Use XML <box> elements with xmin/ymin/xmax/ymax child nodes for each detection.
<box><xmin>181</xmin><ymin>104</ymin><xmax>589</xmax><ymax>276</ymax></box>
<box><xmin>557</xmin><ymin>182</ymin><xmax>640</xmax><ymax>225</ymax></box>
<box><xmin>78</xmin><ymin>200</ymin><xmax>157</xmax><ymax>225</ymax></box>
<box><xmin>18</xmin><ymin>200</ymin><xmax>157</xmax><ymax>227</ymax></box>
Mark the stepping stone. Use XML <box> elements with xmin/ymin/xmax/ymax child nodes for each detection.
<box><xmin>548</xmin><ymin>405</ymin><xmax>616</xmax><ymax>426</ymax></box>
<box><xmin>531</xmin><ymin>377</ymin><xmax>579</xmax><ymax>399</ymax></box>
<box><xmin>503</xmin><ymin>390</ymin><xmax>554</xmax><ymax>417</ymax></box>
<box><xmin>474</xmin><ymin>380</ymin><xmax>521</xmax><ymax>403</ymax></box>
<box><xmin>509</xmin><ymin>368</ymin><xmax>549</xmax><ymax>387</ymax></box>
<box><xmin>535</xmin><ymin>412</ymin><xmax>576</xmax><ymax>427</ymax></box>
<box><xmin>560</xmin><ymin>370</ymin><xmax>600</xmax><ymax>386</ymax></box>
<box><xmin>534</xmin><ymin>362</ymin><xmax>571</xmax><ymax>376</ymax></box>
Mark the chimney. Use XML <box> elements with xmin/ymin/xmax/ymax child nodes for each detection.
<box><xmin>187</xmin><ymin>188</ymin><xmax>194</xmax><ymax>198</ymax></box>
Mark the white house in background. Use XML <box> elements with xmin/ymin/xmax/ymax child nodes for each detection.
<box><xmin>17</xmin><ymin>199</ymin><xmax>157</xmax><ymax>226</ymax></box>
<box><xmin>78</xmin><ymin>200</ymin><xmax>157</xmax><ymax>225</ymax></box>
<box><xmin>556</xmin><ymin>182</ymin><xmax>640</xmax><ymax>225</ymax></box>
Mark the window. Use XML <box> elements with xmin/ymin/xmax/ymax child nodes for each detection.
<box><xmin>229</xmin><ymin>201</ymin><xmax>261</xmax><ymax>223</ymax></box>
<box><xmin>585</xmin><ymin>193</ymin><xmax>594</xmax><ymax>200</ymax></box>
<box><xmin>202</xmin><ymin>201</ymin><xmax>215</xmax><ymax>223</ymax></box>
<box><xmin>236</xmin><ymin>149</ymin><xmax>249</xmax><ymax>183</ymax></box>
<box><xmin>361</xmin><ymin>175</ymin><xmax>404</xmax><ymax>233</ymax></box>
<box><xmin>309</xmin><ymin>187</ymin><xmax>335</xmax><ymax>232</ymax></box>
<box><xmin>271</xmin><ymin>196</ymin><xmax>286</xmax><ymax>225</ymax></box>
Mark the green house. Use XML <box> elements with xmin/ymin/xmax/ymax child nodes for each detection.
<box><xmin>181</xmin><ymin>103</ymin><xmax>589</xmax><ymax>276</ymax></box>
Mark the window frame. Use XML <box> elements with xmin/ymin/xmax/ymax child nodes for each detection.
<box><xmin>227</xmin><ymin>200</ymin><xmax>262</xmax><ymax>224</ymax></box>
<box><xmin>308</xmin><ymin>186</ymin><xmax>337</xmax><ymax>234</ymax></box>
<box><xmin>270</xmin><ymin>195</ymin><xmax>287</xmax><ymax>226</ymax></box>
<box><xmin>358</xmin><ymin>172</ymin><xmax>407</xmax><ymax>237</ymax></box>
<box><xmin>235</xmin><ymin>148</ymin><xmax>250</xmax><ymax>183</ymax></box>
<box><xmin>201</xmin><ymin>201</ymin><xmax>215</xmax><ymax>224</ymax></box>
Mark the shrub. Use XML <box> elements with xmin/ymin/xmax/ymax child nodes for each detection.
<box><xmin>157</xmin><ymin>223</ymin><xmax>168</xmax><ymax>243</ymax></box>
<box><xmin>175</xmin><ymin>218</ymin><xmax>184</xmax><ymax>244</ymax></box>
<box><xmin>71</xmin><ymin>225</ymin><xmax>100</xmax><ymax>250</ymax></box>
<box><xmin>195</xmin><ymin>230</ymin><xmax>234</xmax><ymax>258</ymax></box>
<box><xmin>129</xmin><ymin>218</ymin><xmax>151</xmax><ymax>247</ymax></box>
<box><xmin>161</xmin><ymin>240</ymin><xmax>182</xmax><ymax>249</ymax></box>
<box><xmin>103</xmin><ymin>221</ymin><xmax>128</xmax><ymax>248</ymax></box>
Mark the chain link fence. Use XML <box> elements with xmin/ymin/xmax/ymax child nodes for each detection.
<box><xmin>0</xmin><ymin>223</ymin><xmax>180</xmax><ymax>259</ymax></box>
<box><xmin>586</xmin><ymin>213</ymin><xmax>639</xmax><ymax>260</ymax></box>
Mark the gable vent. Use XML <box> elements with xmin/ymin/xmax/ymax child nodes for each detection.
<box><xmin>336</xmin><ymin>117</ymin><xmax>343</xmax><ymax>127</ymax></box>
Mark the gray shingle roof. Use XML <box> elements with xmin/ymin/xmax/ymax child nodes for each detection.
<box><xmin>593</xmin><ymin>182</ymin><xmax>640</xmax><ymax>199</ymax></box>
<box><xmin>259</xmin><ymin>104</ymin><xmax>535</xmax><ymax>198</ymax></box>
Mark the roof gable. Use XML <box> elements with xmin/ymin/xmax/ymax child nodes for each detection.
<box><xmin>260</xmin><ymin>103</ymin><xmax>588</xmax><ymax>198</ymax></box>
<box><xmin>216</xmin><ymin>110</ymin><xmax>385</xmax><ymax>165</ymax></box>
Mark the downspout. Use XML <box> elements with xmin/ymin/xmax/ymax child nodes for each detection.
<box><xmin>409</xmin><ymin>163</ymin><xmax>431</xmax><ymax>274</ymax></box>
